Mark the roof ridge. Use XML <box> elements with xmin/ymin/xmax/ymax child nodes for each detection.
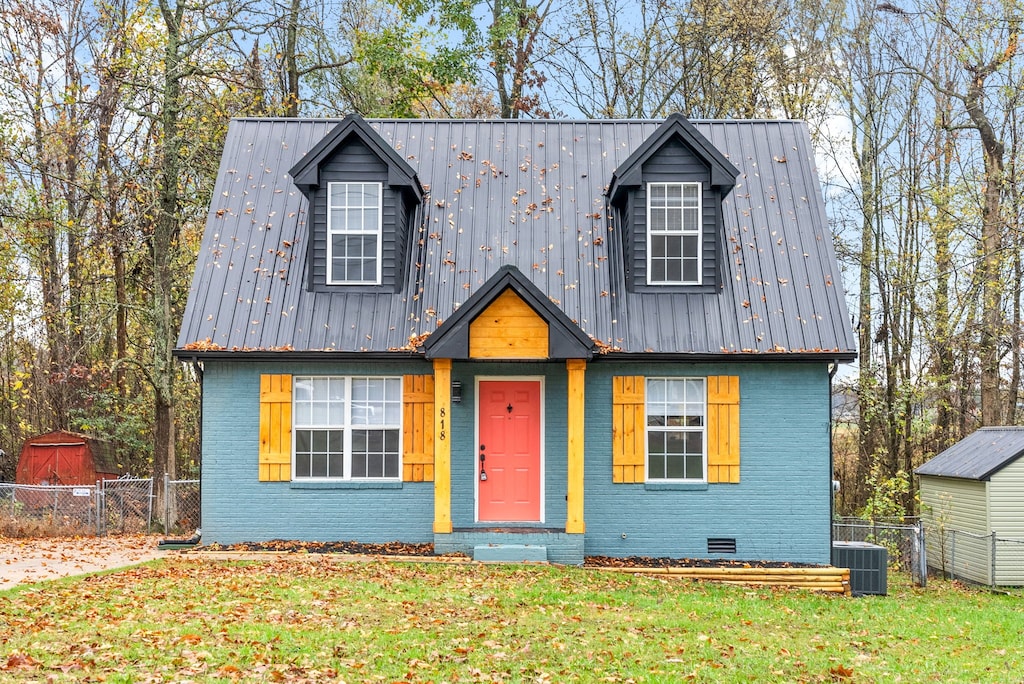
<box><xmin>226</xmin><ymin>117</ymin><xmax>807</xmax><ymax>125</ymax></box>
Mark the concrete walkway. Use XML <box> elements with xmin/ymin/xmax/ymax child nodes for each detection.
<box><xmin>0</xmin><ymin>534</ymin><xmax>165</xmax><ymax>588</ymax></box>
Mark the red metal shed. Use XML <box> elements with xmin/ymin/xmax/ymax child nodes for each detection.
<box><xmin>15</xmin><ymin>431</ymin><xmax>122</xmax><ymax>485</ymax></box>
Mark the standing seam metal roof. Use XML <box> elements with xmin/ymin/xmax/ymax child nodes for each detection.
<box><xmin>915</xmin><ymin>427</ymin><xmax>1024</xmax><ymax>481</ymax></box>
<box><xmin>176</xmin><ymin>118</ymin><xmax>856</xmax><ymax>358</ymax></box>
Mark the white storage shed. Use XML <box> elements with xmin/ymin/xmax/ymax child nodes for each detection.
<box><xmin>916</xmin><ymin>427</ymin><xmax>1024</xmax><ymax>586</ymax></box>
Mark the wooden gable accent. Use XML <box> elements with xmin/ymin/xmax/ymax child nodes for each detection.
<box><xmin>259</xmin><ymin>374</ymin><xmax>293</xmax><ymax>482</ymax></box>
<box><xmin>612</xmin><ymin>376</ymin><xmax>647</xmax><ymax>483</ymax></box>
<box><xmin>469</xmin><ymin>289</ymin><xmax>549</xmax><ymax>359</ymax></box>
<box><xmin>402</xmin><ymin>374</ymin><xmax>435</xmax><ymax>482</ymax></box>
<box><xmin>423</xmin><ymin>265</ymin><xmax>593</xmax><ymax>361</ymax></box>
<box><xmin>707</xmin><ymin>376</ymin><xmax>740</xmax><ymax>483</ymax></box>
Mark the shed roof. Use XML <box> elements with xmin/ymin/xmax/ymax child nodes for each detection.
<box><xmin>915</xmin><ymin>427</ymin><xmax>1024</xmax><ymax>481</ymax></box>
<box><xmin>176</xmin><ymin>117</ymin><xmax>856</xmax><ymax>360</ymax></box>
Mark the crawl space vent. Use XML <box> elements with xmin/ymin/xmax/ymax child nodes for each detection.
<box><xmin>707</xmin><ymin>538</ymin><xmax>737</xmax><ymax>554</ymax></box>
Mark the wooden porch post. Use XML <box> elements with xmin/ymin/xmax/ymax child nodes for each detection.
<box><xmin>433</xmin><ymin>358</ymin><xmax>453</xmax><ymax>533</ymax></box>
<box><xmin>566</xmin><ymin>359</ymin><xmax>586</xmax><ymax>533</ymax></box>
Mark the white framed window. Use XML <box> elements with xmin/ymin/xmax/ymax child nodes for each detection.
<box><xmin>647</xmin><ymin>182</ymin><xmax>701</xmax><ymax>285</ymax></box>
<box><xmin>292</xmin><ymin>376</ymin><xmax>402</xmax><ymax>479</ymax></box>
<box><xmin>327</xmin><ymin>182</ymin><xmax>382</xmax><ymax>284</ymax></box>
<box><xmin>646</xmin><ymin>377</ymin><xmax>706</xmax><ymax>481</ymax></box>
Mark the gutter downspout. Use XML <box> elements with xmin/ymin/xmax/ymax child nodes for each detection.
<box><xmin>828</xmin><ymin>362</ymin><xmax>839</xmax><ymax>554</ymax></box>
<box><xmin>190</xmin><ymin>357</ymin><xmax>204</xmax><ymax>535</ymax></box>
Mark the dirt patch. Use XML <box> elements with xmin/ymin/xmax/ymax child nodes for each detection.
<box><xmin>197</xmin><ymin>539</ymin><xmax>448</xmax><ymax>556</ymax></box>
<box><xmin>0</xmin><ymin>534</ymin><xmax>165</xmax><ymax>588</ymax></box>
<box><xmin>584</xmin><ymin>556</ymin><xmax>823</xmax><ymax>569</ymax></box>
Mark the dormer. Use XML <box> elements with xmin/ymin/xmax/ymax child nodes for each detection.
<box><xmin>289</xmin><ymin>114</ymin><xmax>423</xmax><ymax>292</ymax></box>
<box><xmin>607</xmin><ymin>113</ymin><xmax>739</xmax><ymax>292</ymax></box>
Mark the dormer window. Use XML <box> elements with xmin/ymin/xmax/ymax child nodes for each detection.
<box><xmin>607</xmin><ymin>114</ymin><xmax>739</xmax><ymax>293</ymax></box>
<box><xmin>289</xmin><ymin>115</ymin><xmax>423</xmax><ymax>292</ymax></box>
<box><xmin>327</xmin><ymin>182</ymin><xmax>382</xmax><ymax>285</ymax></box>
<box><xmin>647</xmin><ymin>182</ymin><xmax>701</xmax><ymax>285</ymax></box>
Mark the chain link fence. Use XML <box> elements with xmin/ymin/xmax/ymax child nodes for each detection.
<box><xmin>833</xmin><ymin>517</ymin><xmax>928</xmax><ymax>587</ymax></box>
<box><xmin>835</xmin><ymin>517</ymin><xmax>1024</xmax><ymax>588</ymax></box>
<box><xmin>922</xmin><ymin>523</ymin><xmax>1024</xmax><ymax>587</ymax></box>
<box><xmin>1</xmin><ymin>483</ymin><xmax>101</xmax><ymax>535</ymax></box>
<box><xmin>995</xmin><ymin>537</ymin><xmax>1024</xmax><ymax>586</ymax></box>
<box><xmin>99</xmin><ymin>478</ymin><xmax>154</xmax><ymax>535</ymax></box>
<box><xmin>163</xmin><ymin>476</ymin><xmax>200</xmax><ymax>534</ymax></box>
<box><xmin>0</xmin><ymin>476</ymin><xmax>199</xmax><ymax>537</ymax></box>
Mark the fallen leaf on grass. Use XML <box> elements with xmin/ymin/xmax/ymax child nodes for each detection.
<box><xmin>830</xmin><ymin>664</ymin><xmax>854</xmax><ymax>680</ymax></box>
<box><xmin>3</xmin><ymin>653</ymin><xmax>41</xmax><ymax>670</ymax></box>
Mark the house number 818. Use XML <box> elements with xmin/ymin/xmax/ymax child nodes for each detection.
<box><xmin>439</xmin><ymin>407</ymin><xmax>446</xmax><ymax>441</ymax></box>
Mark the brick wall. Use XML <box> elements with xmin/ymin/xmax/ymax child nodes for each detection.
<box><xmin>200</xmin><ymin>357</ymin><xmax>833</xmax><ymax>564</ymax></box>
<box><xmin>201</xmin><ymin>359</ymin><xmax>434</xmax><ymax>545</ymax></box>
<box><xmin>582</xmin><ymin>361</ymin><xmax>833</xmax><ymax>564</ymax></box>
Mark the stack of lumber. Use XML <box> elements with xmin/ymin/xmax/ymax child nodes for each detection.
<box><xmin>592</xmin><ymin>565</ymin><xmax>851</xmax><ymax>595</ymax></box>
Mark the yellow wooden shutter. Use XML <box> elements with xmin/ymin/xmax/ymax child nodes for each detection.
<box><xmin>259</xmin><ymin>374</ymin><xmax>292</xmax><ymax>482</ymax></box>
<box><xmin>612</xmin><ymin>376</ymin><xmax>646</xmax><ymax>483</ymax></box>
<box><xmin>707</xmin><ymin>376</ymin><xmax>740</xmax><ymax>483</ymax></box>
<box><xmin>403</xmin><ymin>375</ymin><xmax>435</xmax><ymax>482</ymax></box>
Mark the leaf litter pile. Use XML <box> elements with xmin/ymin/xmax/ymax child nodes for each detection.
<box><xmin>195</xmin><ymin>539</ymin><xmax>442</xmax><ymax>556</ymax></box>
<box><xmin>194</xmin><ymin>539</ymin><xmax>821</xmax><ymax>569</ymax></box>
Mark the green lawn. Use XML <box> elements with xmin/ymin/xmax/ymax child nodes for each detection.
<box><xmin>2</xmin><ymin>557</ymin><xmax>1021</xmax><ymax>682</ymax></box>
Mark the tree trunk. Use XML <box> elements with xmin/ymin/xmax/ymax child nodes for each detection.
<box><xmin>962</xmin><ymin>34</ymin><xmax>1014</xmax><ymax>426</ymax></box>
<box><xmin>855</xmin><ymin>92</ymin><xmax>879</xmax><ymax>502</ymax></box>
<box><xmin>284</xmin><ymin>0</ymin><xmax>300</xmax><ymax>116</ymax></box>
<box><xmin>932</xmin><ymin>89</ymin><xmax>956</xmax><ymax>448</ymax></box>
<box><xmin>153</xmin><ymin>0</ymin><xmax>186</xmax><ymax>511</ymax></box>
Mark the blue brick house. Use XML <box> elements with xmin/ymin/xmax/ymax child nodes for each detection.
<box><xmin>176</xmin><ymin>114</ymin><xmax>856</xmax><ymax>565</ymax></box>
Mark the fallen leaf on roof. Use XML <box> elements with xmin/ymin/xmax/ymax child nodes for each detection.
<box><xmin>182</xmin><ymin>339</ymin><xmax>225</xmax><ymax>351</ymax></box>
<box><xmin>591</xmin><ymin>338</ymin><xmax>621</xmax><ymax>354</ymax></box>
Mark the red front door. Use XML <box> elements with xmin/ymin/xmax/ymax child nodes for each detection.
<box><xmin>477</xmin><ymin>380</ymin><xmax>542</xmax><ymax>522</ymax></box>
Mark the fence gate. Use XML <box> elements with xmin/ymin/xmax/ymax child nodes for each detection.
<box><xmin>163</xmin><ymin>476</ymin><xmax>200</xmax><ymax>534</ymax></box>
<box><xmin>98</xmin><ymin>478</ymin><xmax>154</xmax><ymax>535</ymax></box>
<box><xmin>832</xmin><ymin>518</ymin><xmax>928</xmax><ymax>587</ymax></box>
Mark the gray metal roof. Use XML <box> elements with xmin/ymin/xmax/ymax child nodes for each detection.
<box><xmin>176</xmin><ymin>118</ymin><xmax>856</xmax><ymax>359</ymax></box>
<box><xmin>916</xmin><ymin>427</ymin><xmax>1024</xmax><ymax>481</ymax></box>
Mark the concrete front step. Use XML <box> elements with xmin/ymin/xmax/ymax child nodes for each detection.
<box><xmin>436</xmin><ymin>529</ymin><xmax>584</xmax><ymax>564</ymax></box>
<box><xmin>473</xmin><ymin>543</ymin><xmax>548</xmax><ymax>563</ymax></box>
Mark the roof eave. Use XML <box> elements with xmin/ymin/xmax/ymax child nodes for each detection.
<box><xmin>175</xmin><ymin>348</ymin><xmax>856</xmax><ymax>364</ymax></box>
<box><xmin>173</xmin><ymin>349</ymin><xmax>429</xmax><ymax>362</ymax></box>
<box><xmin>593</xmin><ymin>351</ymin><xmax>857</xmax><ymax>364</ymax></box>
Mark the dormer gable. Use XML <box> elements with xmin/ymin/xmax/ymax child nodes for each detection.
<box><xmin>423</xmin><ymin>265</ymin><xmax>595</xmax><ymax>361</ymax></box>
<box><xmin>607</xmin><ymin>113</ymin><xmax>740</xmax><ymax>292</ymax></box>
<box><xmin>288</xmin><ymin>114</ymin><xmax>424</xmax><ymax>291</ymax></box>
